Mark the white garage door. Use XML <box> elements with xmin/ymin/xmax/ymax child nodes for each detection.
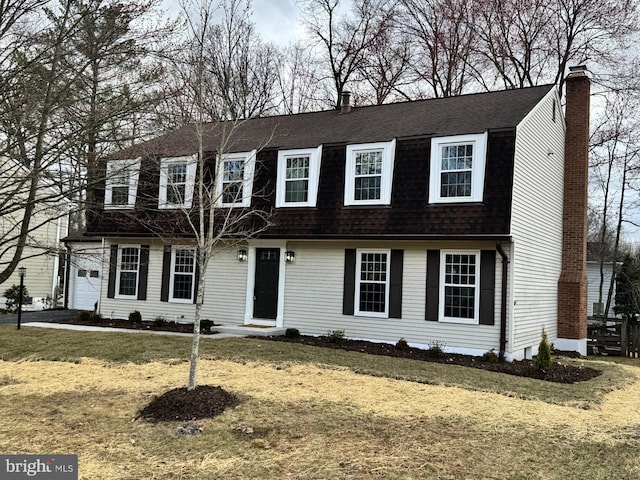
<box><xmin>72</xmin><ymin>258</ymin><xmax>102</xmax><ymax>311</ymax></box>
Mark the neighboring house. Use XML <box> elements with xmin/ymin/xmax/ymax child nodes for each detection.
<box><xmin>0</xmin><ymin>157</ymin><xmax>68</xmax><ymax>310</ymax></box>
<box><xmin>85</xmin><ymin>68</ymin><xmax>591</xmax><ymax>360</ymax></box>
<box><xmin>586</xmin><ymin>242</ymin><xmax>618</xmax><ymax>317</ymax></box>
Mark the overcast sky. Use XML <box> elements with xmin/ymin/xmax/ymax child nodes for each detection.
<box><xmin>162</xmin><ymin>0</ymin><xmax>308</xmax><ymax>45</ymax></box>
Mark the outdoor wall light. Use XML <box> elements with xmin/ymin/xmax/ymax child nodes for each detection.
<box><xmin>285</xmin><ymin>251</ymin><xmax>295</xmax><ymax>263</ymax></box>
<box><xmin>237</xmin><ymin>249</ymin><xmax>248</xmax><ymax>262</ymax></box>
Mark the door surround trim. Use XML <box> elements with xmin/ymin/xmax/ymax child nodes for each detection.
<box><xmin>243</xmin><ymin>240</ymin><xmax>287</xmax><ymax>327</ymax></box>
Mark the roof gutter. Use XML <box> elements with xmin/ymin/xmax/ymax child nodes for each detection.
<box><xmin>496</xmin><ymin>241</ymin><xmax>509</xmax><ymax>362</ymax></box>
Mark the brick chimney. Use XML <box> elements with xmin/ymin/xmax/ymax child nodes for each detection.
<box><xmin>557</xmin><ymin>65</ymin><xmax>590</xmax><ymax>355</ymax></box>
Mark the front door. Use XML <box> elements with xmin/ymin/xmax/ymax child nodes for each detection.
<box><xmin>253</xmin><ymin>248</ymin><xmax>280</xmax><ymax>320</ymax></box>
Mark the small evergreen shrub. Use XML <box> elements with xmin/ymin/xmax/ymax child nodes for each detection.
<box><xmin>90</xmin><ymin>312</ymin><xmax>103</xmax><ymax>323</ymax></box>
<box><xmin>200</xmin><ymin>319</ymin><xmax>214</xmax><ymax>333</ymax></box>
<box><xmin>425</xmin><ymin>340</ymin><xmax>446</xmax><ymax>358</ymax></box>
<box><xmin>153</xmin><ymin>316</ymin><xmax>166</xmax><ymax>328</ymax></box>
<box><xmin>3</xmin><ymin>284</ymin><xmax>29</xmax><ymax>314</ymax></box>
<box><xmin>79</xmin><ymin>310</ymin><xmax>92</xmax><ymax>322</ymax></box>
<box><xmin>482</xmin><ymin>349</ymin><xmax>499</xmax><ymax>363</ymax></box>
<box><xmin>325</xmin><ymin>329</ymin><xmax>346</xmax><ymax>343</ymax></box>
<box><xmin>534</xmin><ymin>329</ymin><xmax>553</xmax><ymax>372</ymax></box>
<box><xmin>128</xmin><ymin>310</ymin><xmax>142</xmax><ymax>324</ymax></box>
<box><xmin>285</xmin><ymin>328</ymin><xmax>300</xmax><ymax>338</ymax></box>
<box><xmin>395</xmin><ymin>338</ymin><xmax>410</xmax><ymax>350</ymax></box>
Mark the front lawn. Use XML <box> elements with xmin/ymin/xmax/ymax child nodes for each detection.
<box><xmin>0</xmin><ymin>325</ymin><xmax>639</xmax><ymax>479</ymax></box>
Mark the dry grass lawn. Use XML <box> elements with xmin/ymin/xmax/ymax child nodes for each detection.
<box><xmin>1</xmin><ymin>328</ymin><xmax>640</xmax><ymax>478</ymax></box>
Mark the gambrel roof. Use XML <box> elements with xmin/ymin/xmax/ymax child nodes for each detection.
<box><xmin>112</xmin><ymin>84</ymin><xmax>555</xmax><ymax>159</ymax></box>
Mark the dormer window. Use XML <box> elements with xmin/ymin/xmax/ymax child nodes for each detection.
<box><xmin>104</xmin><ymin>158</ymin><xmax>140</xmax><ymax>209</ymax></box>
<box><xmin>217</xmin><ymin>150</ymin><xmax>256</xmax><ymax>207</ymax></box>
<box><xmin>344</xmin><ymin>140</ymin><xmax>396</xmax><ymax>206</ymax></box>
<box><xmin>276</xmin><ymin>146</ymin><xmax>322</xmax><ymax>207</ymax></box>
<box><xmin>159</xmin><ymin>155</ymin><xmax>197</xmax><ymax>209</ymax></box>
<box><xmin>429</xmin><ymin>133</ymin><xmax>487</xmax><ymax>204</ymax></box>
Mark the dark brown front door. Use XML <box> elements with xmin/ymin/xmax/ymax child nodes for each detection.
<box><xmin>253</xmin><ymin>248</ymin><xmax>280</xmax><ymax>319</ymax></box>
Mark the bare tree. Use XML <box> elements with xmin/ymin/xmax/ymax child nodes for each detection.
<box><xmin>399</xmin><ymin>0</ymin><xmax>480</xmax><ymax>98</ymax></box>
<box><xmin>298</xmin><ymin>0</ymin><xmax>396</xmax><ymax>108</ymax></box>
<box><xmin>274</xmin><ymin>42</ymin><xmax>325</xmax><ymax>114</ymax></box>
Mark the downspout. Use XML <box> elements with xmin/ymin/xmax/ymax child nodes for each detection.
<box><xmin>496</xmin><ymin>241</ymin><xmax>509</xmax><ymax>362</ymax></box>
<box><xmin>51</xmin><ymin>216</ymin><xmax>63</xmax><ymax>302</ymax></box>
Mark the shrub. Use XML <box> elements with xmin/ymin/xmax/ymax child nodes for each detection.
<box><xmin>534</xmin><ymin>329</ymin><xmax>553</xmax><ymax>372</ymax></box>
<box><xmin>153</xmin><ymin>316</ymin><xmax>166</xmax><ymax>328</ymax></box>
<box><xmin>128</xmin><ymin>310</ymin><xmax>142</xmax><ymax>324</ymax></box>
<box><xmin>395</xmin><ymin>338</ymin><xmax>410</xmax><ymax>350</ymax></box>
<box><xmin>200</xmin><ymin>319</ymin><xmax>214</xmax><ymax>333</ymax></box>
<box><xmin>285</xmin><ymin>328</ymin><xmax>300</xmax><ymax>338</ymax></box>
<box><xmin>3</xmin><ymin>284</ymin><xmax>29</xmax><ymax>314</ymax></box>
<box><xmin>425</xmin><ymin>340</ymin><xmax>446</xmax><ymax>358</ymax></box>
<box><xmin>90</xmin><ymin>312</ymin><xmax>103</xmax><ymax>323</ymax></box>
<box><xmin>482</xmin><ymin>349</ymin><xmax>499</xmax><ymax>363</ymax></box>
<box><xmin>325</xmin><ymin>329</ymin><xmax>346</xmax><ymax>343</ymax></box>
<box><xmin>79</xmin><ymin>311</ymin><xmax>92</xmax><ymax>322</ymax></box>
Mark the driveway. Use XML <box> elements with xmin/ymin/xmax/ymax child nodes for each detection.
<box><xmin>0</xmin><ymin>309</ymin><xmax>81</xmax><ymax>325</ymax></box>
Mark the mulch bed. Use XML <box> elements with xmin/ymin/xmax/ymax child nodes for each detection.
<box><xmin>51</xmin><ymin>316</ymin><xmax>215</xmax><ymax>334</ymax></box>
<box><xmin>259</xmin><ymin>335</ymin><xmax>602</xmax><ymax>384</ymax></box>
<box><xmin>138</xmin><ymin>385</ymin><xmax>240</xmax><ymax>422</ymax></box>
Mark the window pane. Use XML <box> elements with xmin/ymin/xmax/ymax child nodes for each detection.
<box><xmin>285</xmin><ymin>179</ymin><xmax>308</xmax><ymax>203</ymax></box>
<box><xmin>168</xmin><ymin>163</ymin><xmax>187</xmax><ymax>183</ymax></box>
<box><xmin>224</xmin><ymin>160</ymin><xmax>244</xmax><ymax>181</ymax></box>
<box><xmin>223</xmin><ymin>183</ymin><xmax>243</xmax><ymax>204</ymax></box>
<box><xmin>359</xmin><ymin>283</ymin><xmax>386</xmax><ymax>313</ymax></box>
<box><xmin>119</xmin><ymin>271</ymin><xmax>137</xmax><ymax>296</ymax></box>
<box><xmin>111</xmin><ymin>186</ymin><xmax>129</xmax><ymax>205</ymax></box>
<box><xmin>355</xmin><ymin>176</ymin><xmax>381</xmax><ymax>200</ymax></box>
<box><xmin>173</xmin><ymin>274</ymin><xmax>193</xmax><ymax>299</ymax></box>
<box><xmin>286</xmin><ymin>157</ymin><xmax>309</xmax><ymax>179</ymax></box>
<box><xmin>120</xmin><ymin>248</ymin><xmax>139</xmax><ymax>271</ymax></box>
<box><xmin>167</xmin><ymin>184</ymin><xmax>186</xmax><ymax>205</ymax></box>
<box><xmin>443</xmin><ymin>253</ymin><xmax>476</xmax><ymax>319</ymax></box>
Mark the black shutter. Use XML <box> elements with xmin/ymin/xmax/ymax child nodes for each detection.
<box><xmin>193</xmin><ymin>250</ymin><xmax>200</xmax><ymax>305</ymax></box>
<box><xmin>107</xmin><ymin>244</ymin><xmax>118</xmax><ymax>299</ymax></box>
<box><xmin>342</xmin><ymin>249</ymin><xmax>356</xmax><ymax>315</ymax></box>
<box><xmin>426</xmin><ymin>250</ymin><xmax>440</xmax><ymax>321</ymax></box>
<box><xmin>160</xmin><ymin>245</ymin><xmax>171</xmax><ymax>302</ymax></box>
<box><xmin>137</xmin><ymin>245</ymin><xmax>150</xmax><ymax>300</ymax></box>
<box><xmin>479</xmin><ymin>250</ymin><xmax>496</xmax><ymax>325</ymax></box>
<box><xmin>389</xmin><ymin>250</ymin><xmax>403</xmax><ymax>319</ymax></box>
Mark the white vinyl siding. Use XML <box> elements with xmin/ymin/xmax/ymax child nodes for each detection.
<box><xmin>510</xmin><ymin>88</ymin><xmax>565</xmax><ymax>352</ymax></box>
<box><xmin>99</xmin><ymin>239</ymin><xmax>247</xmax><ymax>323</ymax></box>
<box><xmin>282</xmin><ymin>241</ymin><xmax>502</xmax><ymax>355</ymax></box>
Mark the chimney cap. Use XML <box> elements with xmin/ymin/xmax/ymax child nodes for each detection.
<box><xmin>568</xmin><ymin>65</ymin><xmax>588</xmax><ymax>77</ymax></box>
<box><xmin>340</xmin><ymin>90</ymin><xmax>352</xmax><ymax>114</ymax></box>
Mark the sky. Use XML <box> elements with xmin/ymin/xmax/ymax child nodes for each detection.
<box><xmin>161</xmin><ymin>0</ymin><xmax>307</xmax><ymax>45</ymax></box>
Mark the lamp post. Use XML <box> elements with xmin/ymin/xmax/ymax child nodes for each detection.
<box><xmin>17</xmin><ymin>267</ymin><xmax>26</xmax><ymax>330</ymax></box>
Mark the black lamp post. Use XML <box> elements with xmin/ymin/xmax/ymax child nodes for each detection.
<box><xmin>17</xmin><ymin>267</ymin><xmax>26</xmax><ymax>330</ymax></box>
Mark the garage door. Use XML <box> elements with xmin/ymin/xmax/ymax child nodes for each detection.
<box><xmin>72</xmin><ymin>259</ymin><xmax>101</xmax><ymax>311</ymax></box>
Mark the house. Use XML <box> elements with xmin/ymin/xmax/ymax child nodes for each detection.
<box><xmin>586</xmin><ymin>242</ymin><xmax>618</xmax><ymax>317</ymax></box>
<box><xmin>0</xmin><ymin>157</ymin><xmax>68</xmax><ymax>310</ymax></box>
<box><xmin>84</xmin><ymin>67</ymin><xmax>590</xmax><ymax>361</ymax></box>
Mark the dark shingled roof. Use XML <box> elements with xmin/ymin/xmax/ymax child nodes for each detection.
<box><xmin>112</xmin><ymin>84</ymin><xmax>555</xmax><ymax>159</ymax></box>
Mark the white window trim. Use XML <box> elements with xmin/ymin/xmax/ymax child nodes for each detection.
<box><xmin>438</xmin><ymin>249</ymin><xmax>480</xmax><ymax>325</ymax></box>
<box><xmin>216</xmin><ymin>150</ymin><xmax>256</xmax><ymax>208</ymax></box>
<box><xmin>275</xmin><ymin>145</ymin><xmax>322</xmax><ymax>207</ymax></box>
<box><xmin>169</xmin><ymin>246</ymin><xmax>196</xmax><ymax>303</ymax></box>
<box><xmin>104</xmin><ymin>158</ymin><xmax>141</xmax><ymax>209</ymax></box>
<box><xmin>428</xmin><ymin>133</ymin><xmax>487</xmax><ymax>204</ymax></box>
<box><xmin>159</xmin><ymin>155</ymin><xmax>197</xmax><ymax>209</ymax></box>
<box><xmin>344</xmin><ymin>140</ymin><xmax>396</xmax><ymax>206</ymax></box>
<box><xmin>355</xmin><ymin>248</ymin><xmax>391</xmax><ymax>318</ymax></box>
<box><xmin>115</xmin><ymin>245</ymin><xmax>140</xmax><ymax>299</ymax></box>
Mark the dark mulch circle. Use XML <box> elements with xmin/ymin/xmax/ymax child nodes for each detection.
<box><xmin>259</xmin><ymin>335</ymin><xmax>602</xmax><ymax>384</ymax></box>
<box><xmin>138</xmin><ymin>385</ymin><xmax>240</xmax><ymax>422</ymax></box>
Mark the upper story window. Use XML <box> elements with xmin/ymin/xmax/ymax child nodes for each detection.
<box><xmin>429</xmin><ymin>133</ymin><xmax>487</xmax><ymax>204</ymax></box>
<box><xmin>216</xmin><ymin>150</ymin><xmax>256</xmax><ymax>208</ymax></box>
<box><xmin>116</xmin><ymin>246</ymin><xmax>139</xmax><ymax>298</ymax></box>
<box><xmin>104</xmin><ymin>158</ymin><xmax>140</xmax><ymax>209</ymax></box>
<box><xmin>439</xmin><ymin>250</ymin><xmax>479</xmax><ymax>324</ymax></box>
<box><xmin>344</xmin><ymin>140</ymin><xmax>396</xmax><ymax>206</ymax></box>
<box><xmin>276</xmin><ymin>146</ymin><xmax>322</xmax><ymax>207</ymax></box>
<box><xmin>159</xmin><ymin>155</ymin><xmax>197</xmax><ymax>209</ymax></box>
